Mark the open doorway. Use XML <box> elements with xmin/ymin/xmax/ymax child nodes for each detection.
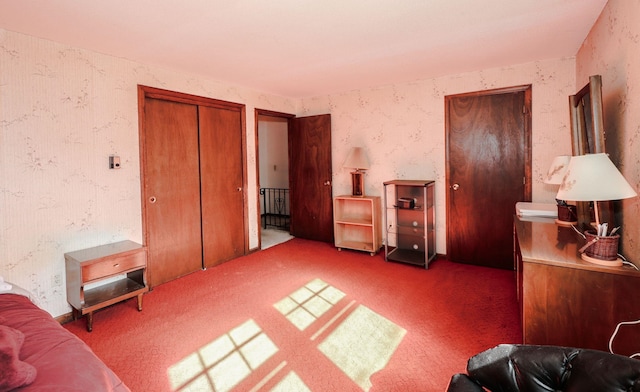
<box><xmin>257</xmin><ymin>114</ymin><xmax>294</xmax><ymax>249</ymax></box>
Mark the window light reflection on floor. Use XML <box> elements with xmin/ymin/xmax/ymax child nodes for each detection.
<box><xmin>273</xmin><ymin>278</ymin><xmax>346</xmax><ymax>330</ymax></box>
<box><xmin>268</xmin><ymin>371</ymin><xmax>311</xmax><ymax>392</ymax></box>
<box><xmin>167</xmin><ymin>319</ymin><xmax>278</xmax><ymax>392</ymax></box>
<box><xmin>167</xmin><ymin>278</ymin><xmax>405</xmax><ymax>392</ymax></box>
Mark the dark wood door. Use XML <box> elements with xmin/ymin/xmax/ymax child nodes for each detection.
<box><xmin>142</xmin><ymin>98</ymin><xmax>203</xmax><ymax>286</ymax></box>
<box><xmin>446</xmin><ymin>87</ymin><xmax>531</xmax><ymax>269</ymax></box>
<box><xmin>200</xmin><ymin>105</ymin><xmax>246</xmax><ymax>267</ymax></box>
<box><xmin>289</xmin><ymin>114</ymin><xmax>333</xmax><ymax>242</ymax></box>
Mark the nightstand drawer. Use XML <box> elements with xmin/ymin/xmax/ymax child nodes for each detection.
<box><xmin>82</xmin><ymin>251</ymin><xmax>146</xmax><ymax>282</ymax></box>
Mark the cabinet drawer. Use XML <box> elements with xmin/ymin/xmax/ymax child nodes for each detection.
<box><xmin>398</xmin><ymin>225</ymin><xmax>425</xmax><ymax>237</ymax></box>
<box><xmin>82</xmin><ymin>251</ymin><xmax>145</xmax><ymax>282</ymax></box>
<box><xmin>397</xmin><ymin>209</ymin><xmax>424</xmax><ymax>228</ymax></box>
<box><xmin>398</xmin><ymin>234</ymin><xmax>425</xmax><ymax>252</ymax></box>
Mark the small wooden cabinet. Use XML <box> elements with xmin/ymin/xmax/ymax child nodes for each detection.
<box><xmin>333</xmin><ymin>195</ymin><xmax>381</xmax><ymax>255</ymax></box>
<box><xmin>65</xmin><ymin>241</ymin><xmax>148</xmax><ymax>331</ymax></box>
<box><xmin>383</xmin><ymin>180</ymin><xmax>436</xmax><ymax>268</ymax></box>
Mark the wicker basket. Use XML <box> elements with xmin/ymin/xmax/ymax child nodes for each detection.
<box><xmin>583</xmin><ymin>231</ymin><xmax>619</xmax><ymax>261</ymax></box>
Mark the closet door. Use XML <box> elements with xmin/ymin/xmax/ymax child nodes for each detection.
<box><xmin>143</xmin><ymin>98</ymin><xmax>203</xmax><ymax>287</ymax></box>
<box><xmin>199</xmin><ymin>106</ymin><xmax>246</xmax><ymax>267</ymax></box>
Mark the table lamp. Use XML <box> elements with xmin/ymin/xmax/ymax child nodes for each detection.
<box><xmin>556</xmin><ymin>153</ymin><xmax>637</xmax><ymax>266</ymax></box>
<box><xmin>544</xmin><ymin>155</ymin><xmax>576</xmax><ymax>225</ymax></box>
<box><xmin>343</xmin><ymin>147</ymin><xmax>370</xmax><ymax>197</ymax></box>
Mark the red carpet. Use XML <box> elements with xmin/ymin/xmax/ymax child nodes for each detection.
<box><xmin>64</xmin><ymin>238</ymin><xmax>522</xmax><ymax>391</ymax></box>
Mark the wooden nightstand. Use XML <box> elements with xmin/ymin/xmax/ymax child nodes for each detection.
<box><xmin>65</xmin><ymin>241</ymin><xmax>148</xmax><ymax>332</ymax></box>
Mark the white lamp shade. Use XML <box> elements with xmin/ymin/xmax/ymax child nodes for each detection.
<box><xmin>343</xmin><ymin>147</ymin><xmax>370</xmax><ymax>170</ymax></box>
<box><xmin>556</xmin><ymin>153</ymin><xmax>638</xmax><ymax>201</ymax></box>
<box><xmin>544</xmin><ymin>155</ymin><xmax>571</xmax><ymax>185</ymax></box>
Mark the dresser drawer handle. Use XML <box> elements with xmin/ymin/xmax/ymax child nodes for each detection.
<box><xmin>113</xmin><ymin>263</ymin><xmax>120</xmax><ymax>268</ymax></box>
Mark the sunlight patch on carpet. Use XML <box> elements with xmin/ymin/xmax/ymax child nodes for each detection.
<box><xmin>318</xmin><ymin>305</ymin><xmax>406</xmax><ymax>392</ymax></box>
<box><xmin>167</xmin><ymin>319</ymin><xmax>278</xmax><ymax>392</ymax></box>
<box><xmin>269</xmin><ymin>371</ymin><xmax>311</xmax><ymax>392</ymax></box>
<box><xmin>274</xmin><ymin>278</ymin><xmax>346</xmax><ymax>330</ymax></box>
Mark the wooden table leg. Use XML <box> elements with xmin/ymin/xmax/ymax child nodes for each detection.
<box><xmin>86</xmin><ymin>312</ymin><xmax>93</xmax><ymax>332</ymax></box>
<box><xmin>137</xmin><ymin>293</ymin><xmax>143</xmax><ymax>311</ymax></box>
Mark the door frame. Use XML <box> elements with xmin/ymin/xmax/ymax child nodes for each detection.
<box><xmin>254</xmin><ymin>109</ymin><xmax>295</xmax><ymax>249</ymax></box>
<box><xmin>444</xmin><ymin>85</ymin><xmax>532</xmax><ymax>263</ymax></box>
<box><xmin>138</xmin><ymin>85</ymin><xmax>249</xmax><ymax>267</ymax></box>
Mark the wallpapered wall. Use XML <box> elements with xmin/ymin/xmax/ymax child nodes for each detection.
<box><xmin>576</xmin><ymin>0</ymin><xmax>640</xmax><ymax>259</ymax></box>
<box><xmin>301</xmin><ymin>57</ymin><xmax>576</xmax><ymax>254</ymax></box>
<box><xmin>0</xmin><ymin>29</ymin><xmax>296</xmax><ymax>316</ymax></box>
<box><xmin>4</xmin><ymin>12</ymin><xmax>617</xmax><ymax>317</ymax></box>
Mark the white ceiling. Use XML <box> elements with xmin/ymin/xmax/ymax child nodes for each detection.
<box><xmin>0</xmin><ymin>0</ymin><xmax>607</xmax><ymax>98</ymax></box>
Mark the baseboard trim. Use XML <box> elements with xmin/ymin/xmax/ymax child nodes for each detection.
<box><xmin>56</xmin><ymin>312</ymin><xmax>75</xmax><ymax>325</ymax></box>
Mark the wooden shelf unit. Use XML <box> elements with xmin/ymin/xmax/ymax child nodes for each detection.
<box><xmin>333</xmin><ymin>195</ymin><xmax>381</xmax><ymax>256</ymax></box>
<box><xmin>65</xmin><ymin>240</ymin><xmax>148</xmax><ymax>332</ymax></box>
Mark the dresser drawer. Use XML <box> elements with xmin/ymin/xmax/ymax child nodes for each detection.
<box><xmin>82</xmin><ymin>251</ymin><xmax>146</xmax><ymax>282</ymax></box>
<box><xmin>397</xmin><ymin>209</ymin><xmax>424</xmax><ymax>228</ymax></box>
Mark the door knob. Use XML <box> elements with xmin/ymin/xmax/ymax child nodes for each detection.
<box><xmin>149</xmin><ymin>196</ymin><xmax>157</xmax><ymax>203</ymax></box>
<box><xmin>237</xmin><ymin>187</ymin><xmax>242</xmax><ymax>192</ymax></box>
<box><xmin>323</xmin><ymin>181</ymin><xmax>331</xmax><ymax>186</ymax></box>
<box><xmin>452</xmin><ymin>183</ymin><xmax>460</xmax><ymax>191</ymax></box>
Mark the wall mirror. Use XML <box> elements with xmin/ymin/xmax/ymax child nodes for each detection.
<box><xmin>568</xmin><ymin>74</ymin><xmax>612</xmax><ymax>228</ymax></box>
<box><xmin>570</xmin><ymin>75</ymin><xmax>605</xmax><ymax>155</ymax></box>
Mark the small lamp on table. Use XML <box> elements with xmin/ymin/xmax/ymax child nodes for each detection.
<box><xmin>544</xmin><ymin>155</ymin><xmax>576</xmax><ymax>226</ymax></box>
<box><xmin>343</xmin><ymin>147</ymin><xmax>370</xmax><ymax>197</ymax></box>
<box><xmin>556</xmin><ymin>153</ymin><xmax>637</xmax><ymax>267</ymax></box>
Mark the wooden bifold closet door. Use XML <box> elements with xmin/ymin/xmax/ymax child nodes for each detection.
<box><xmin>139</xmin><ymin>86</ymin><xmax>247</xmax><ymax>288</ymax></box>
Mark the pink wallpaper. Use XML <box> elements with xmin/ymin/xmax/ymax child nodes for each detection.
<box><xmin>300</xmin><ymin>58</ymin><xmax>576</xmax><ymax>257</ymax></box>
<box><xmin>7</xmin><ymin>2</ymin><xmax>637</xmax><ymax>316</ymax></box>
<box><xmin>576</xmin><ymin>0</ymin><xmax>640</xmax><ymax>261</ymax></box>
<box><xmin>0</xmin><ymin>29</ymin><xmax>297</xmax><ymax>316</ymax></box>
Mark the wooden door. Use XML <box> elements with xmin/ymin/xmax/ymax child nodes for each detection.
<box><xmin>142</xmin><ymin>98</ymin><xmax>203</xmax><ymax>286</ymax></box>
<box><xmin>199</xmin><ymin>105</ymin><xmax>246</xmax><ymax>267</ymax></box>
<box><xmin>446</xmin><ymin>87</ymin><xmax>531</xmax><ymax>269</ymax></box>
<box><xmin>289</xmin><ymin>114</ymin><xmax>333</xmax><ymax>242</ymax></box>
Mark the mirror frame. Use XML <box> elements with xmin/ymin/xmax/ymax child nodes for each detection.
<box><xmin>568</xmin><ymin>75</ymin><xmax>611</xmax><ymax>228</ymax></box>
<box><xmin>570</xmin><ymin>75</ymin><xmax>605</xmax><ymax>155</ymax></box>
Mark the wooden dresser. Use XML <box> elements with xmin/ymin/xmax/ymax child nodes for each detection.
<box><xmin>514</xmin><ymin>217</ymin><xmax>640</xmax><ymax>356</ymax></box>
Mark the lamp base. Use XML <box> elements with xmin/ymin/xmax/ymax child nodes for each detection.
<box><xmin>351</xmin><ymin>171</ymin><xmax>364</xmax><ymax>197</ymax></box>
<box><xmin>555</xmin><ymin>219</ymin><xmax>577</xmax><ymax>227</ymax></box>
<box><xmin>581</xmin><ymin>253</ymin><xmax>623</xmax><ymax>267</ymax></box>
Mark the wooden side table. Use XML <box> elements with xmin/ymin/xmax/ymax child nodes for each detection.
<box><xmin>65</xmin><ymin>240</ymin><xmax>148</xmax><ymax>332</ymax></box>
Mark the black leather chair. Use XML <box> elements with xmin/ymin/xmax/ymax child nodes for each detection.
<box><xmin>447</xmin><ymin>344</ymin><xmax>640</xmax><ymax>391</ymax></box>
